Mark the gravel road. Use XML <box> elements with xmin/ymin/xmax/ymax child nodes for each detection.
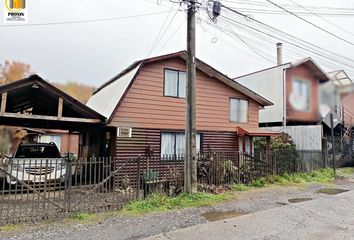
<box><xmin>1</xmin><ymin>179</ymin><xmax>354</xmax><ymax>240</ymax></box>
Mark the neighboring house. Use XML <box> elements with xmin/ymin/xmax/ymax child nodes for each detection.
<box><xmin>321</xmin><ymin>70</ymin><xmax>354</xmax><ymax>140</ymax></box>
<box><xmin>235</xmin><ymin>57</ymin><xmax>329</xmax><ymax>127</ymax></box>
<box><xmin>87</xmin><ymin>51</ymin><xmax>278</xmax><ymax>161</ymax></box>
<box><xmin>320</xmin><ymin>70</ymin><xmax>354</xmax><ymax>116</ymax></box>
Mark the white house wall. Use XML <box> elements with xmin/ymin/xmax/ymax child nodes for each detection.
<box><xmin>235</xmin><ymin>65</ymin><xmax>286</xmax><ymax>124</ymax></box>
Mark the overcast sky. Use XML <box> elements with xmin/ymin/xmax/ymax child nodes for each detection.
<box><xmin>0</xmin><ymin>0</ymin><xmax>353</xmax><ymax>87</ymax></box>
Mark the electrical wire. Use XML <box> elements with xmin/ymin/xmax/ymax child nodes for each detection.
<box><xmin>156</xmin><ymin>18</ymin><xmax>186</xmax><ymax>54</ymax></box>
<box><xmin>147</xmin><ymin>6</ymin><xmax>176</xmax><ymax>56</ymax></box>
<box><xmin>221</xmin><ymin>5</ymin><xmax>354</xmax><ymax>64</ymax></box>
<box><xmin>286</xmin><ymin>0</ymin><xmax>354</xmax><ymax>36</ymax></box>
<box><xmin>264</xmin><ymin>0</ymin><xmax>354</xmax><ymax>46</ymax></box>
<box><xmin>219</xmin><ymin>14</ymin><xmax>354</xmax><ymax>70</ymax></box>
<box><xmin>0</xmin><ymin>10</ymin><xmax>176</xmax><ymax>28</ymax></box>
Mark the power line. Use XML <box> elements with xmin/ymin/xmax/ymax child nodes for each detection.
<box><xmin>156</xmin><ymin>18</ymin><xmax>186</xmax><ymax>53</ymax></box>
<box><xmin>264</xmin><ymin>0</ymin><xmax>354</xmax><ymax>46</ymax></box>
<box><xmin>219</xmin><ymin>13</ymin><xmax>354</xmax><ymax>70</ymax></box>
<box><xmin>147</xmin><ymin>6</ymin><xmax>176</xmax><ymax>56</ymax></box>
<box><xmin>220</xmin><ymin>0</ymin><xmax>354</xmax><ymax>12</ymax></box>
<box><xmin>221</xmin><ymin>5</ymin><xmax>354</xmax><ymax>64</ymax></box>
<box><xmin>0</xmin><ymin>10</ymin><xmax>176</xmax><ymax>28</ymax></box>
<box><xmin>286</xmin><ymin>0</ymin><xmax>354</xmax><ymax>36</ymax></box>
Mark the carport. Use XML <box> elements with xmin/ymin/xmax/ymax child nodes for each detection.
<box><xmin>0</xmin><ymin>74</ymin><xmax>107</xmax><ymax>158</ymax></box>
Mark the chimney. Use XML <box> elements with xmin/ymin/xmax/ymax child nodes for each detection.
<box><xmin>276</xmin><ymin>43</ymin><xmax>283</xmax><ymax>65</ymax></box>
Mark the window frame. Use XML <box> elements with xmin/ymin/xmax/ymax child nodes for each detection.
<box><xmin>163</xmin><ymin>68</ymin><xmax>186</xmax><ymax>98</ymax></box>
<box><xmin>229</xmin><ymin>98</ymin><xmax>249</xmax><ymax>123</ymax></box>
<box><xmin>291</xmin><ymin>77</ymin><xmax>311</xmax><ymax>112</ymax></box>
<box><xmin>160</xmin><ymin>131</ymin><xmax>203</xmax><ymax>159</ymax></box>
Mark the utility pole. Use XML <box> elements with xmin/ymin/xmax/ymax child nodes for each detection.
<box><xmin>185</xmin><ymin>0</ymin><xmax>197</xmax><ymax>193</ymax></box>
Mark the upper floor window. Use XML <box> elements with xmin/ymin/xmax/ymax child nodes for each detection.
<box><xmin>230</xmin><ymin>98</ymin><xmax>248</xmax><ymax>123</ymax></box>
<box><xmin>164</xmin><ymin>69</ymin><xmax>186</xmax><ymax>98</ymax></box>
<box><xmin>290</xmin><ymin>78</ymin><xmax>310</xmax><ymax>112</ymax></box>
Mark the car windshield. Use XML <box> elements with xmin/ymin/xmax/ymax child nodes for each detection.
<box><xmin>15</xmin><ymin>145</ymin><xmax>61</xmax><ymax>158</ymax></box>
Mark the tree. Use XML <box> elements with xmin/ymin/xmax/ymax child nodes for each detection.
<box><xmin>0</xmin><ymin>60</ymin><xmax>33</xmax><ymax>84</ymax></box>
<box><xmin>0</xmin><ymin>60</ymin><xmax>95</xmax><ymax>103</ymax></box>
<box><xmin>54</xmin><ymin>82</ymin><xmax>95</xmax><ymax>103</ymax></box>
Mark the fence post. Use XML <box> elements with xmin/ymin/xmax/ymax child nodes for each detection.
<box><xmin>64</xmin><ymin>155</ymin><xmax>73</xmax><ymax>212</ymax></box>
<box><xmin>273</xmin><ymin>153</ymin><xmax>277</xmax><ymax>175</ymax></box>
<box><xmin>324</xmin><ymin>138</ymin><xmax>328</xmax><ymax>168</ymax></box>
<box><xmin>237</xmin><ymin>152</ymin><xmax>241</xmax><ymax>184</ymax></box>
<box><xmin>136</xmin><ymin>155</ymin><xmax>141</xmax><ymax>200</ymax></box>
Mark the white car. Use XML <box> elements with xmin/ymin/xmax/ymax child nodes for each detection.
<box><xmin>5</xmin><ymin>142</ymin><xmax>66</xmax><ymax>185</ymax></box>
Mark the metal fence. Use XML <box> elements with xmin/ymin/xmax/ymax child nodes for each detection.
<box><xmin>0</xmin><ymin>157</ymin><xmax>136</xmax><ymax>225</ymax></box>
<box><xmin>0</xmin><ymin>150</ymin><xmax>328</xmax><ymax>225</ymax></box>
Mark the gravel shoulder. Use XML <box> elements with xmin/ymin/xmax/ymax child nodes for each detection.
<box><xmin>1</xmin><ymin>178</ymin><xmax>354</xmax><ymax>240</ymax></box>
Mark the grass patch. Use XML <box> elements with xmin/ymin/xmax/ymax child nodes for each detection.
<box><xmin>337</xmin><ymin>167</ymin><xmax>354</xmax><ymax>176</ymax></box>
<box><xmin>0</xmin><ymin>224</ymin><xmax>20</xmax><ymax>232</ymax></box>
<box><xmin>229</xmin><ymin>183</ymin><xmax>250</xmax><ymax>191</ymax></box>
<box><xmin>68</xmin><ymin>212</ymin><xmax>102</xmax><ymax>225</ymax></box>
<box><xmin>248</xmin><ymin>168</ymin><xmax>335</xmax><ymax>187</ymax></box>
<box><xmin>123</xmin><ymin>192</ymin><xmax>231</xmax><ymax>215</ymax></box>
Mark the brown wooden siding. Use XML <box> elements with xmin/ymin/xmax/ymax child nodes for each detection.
<box><xmin>110</xmin><ymin>57</ymin><xmax>260</xmax><ymax>132</ymax></box>
<box><xmin>286</xmin><ymin>64</ymin><xmax>320</xmax><ymax>123</ymax></box>
<box><xmin>114</xmin><ymin>128</ymin><xmax>239</xmax><ymax>186</ymax></box>
<box><xmin>116</xmin><ymin>128</ymin><xmax>239</xmax><ymax>160</ymax></box>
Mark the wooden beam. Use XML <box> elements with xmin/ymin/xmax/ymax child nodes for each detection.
<box><xmin>0</xmin><ymin>112</ymin><xmax>101</xmax><ymax>123</ymax></box>
<box><xmin>1</xmin><ymin>92</ymin><xmax>7</xmax><ymax>114</ymax></box>
<box><xmin>58</xmin><ymin>97</ymin><xmax>63</xmax><ymax>118</ymax></box>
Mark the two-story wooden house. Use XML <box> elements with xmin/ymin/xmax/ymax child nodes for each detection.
<box><xmin>235</xmin><ymin>57</ymin><xmax>329</xmax><ymax>127</ymax></box>
<box><xmin>87</xmin><ymin>51</ymin><xmax>278</xmax><ymax>160</ymax></box>
<box><xmin>234</xmin><ymin>56</ymin><xmax>330</xmax><ymax>151</ymax></box>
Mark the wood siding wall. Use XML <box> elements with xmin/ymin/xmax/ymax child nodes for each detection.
<box><xmin>110</xmin><ymin>57</ymin><xmax>260</xmax><ymax>132</ymax></box>
<box><xmin>116</xmin><ymin>128</ymin><xmax>239</xmax><ymax>160</ymax></box>
<box><xmin>286</xmin><ymin>65</ymin><xmax>320</xmax><ymax>123</ymax></box>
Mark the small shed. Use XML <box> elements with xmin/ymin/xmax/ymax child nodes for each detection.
<box><xmin>0</xmin><ymin>75</ymin><xmax>107</xmax><ymax>158</ymax></box>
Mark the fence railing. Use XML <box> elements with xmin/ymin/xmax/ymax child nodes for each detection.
<box><xmin>0</xmin><ymin>157</ymin><xmax>136</xmax><ymax>225</ymax></box>
<box><xmin>0</xmin><ymin>149</ymin><xmax>329</xmax><ymax>225</ymax></box>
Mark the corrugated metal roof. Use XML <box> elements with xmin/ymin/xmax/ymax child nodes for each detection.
<box><xmin>87</xmin><ymin>64</ymin><xmax>141</xmax><ymax>118</ymax></box>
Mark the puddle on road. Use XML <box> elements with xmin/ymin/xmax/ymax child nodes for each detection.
<box><xmin>202</xmin><ymin>211</ymin><xmax>245</xmax><ymax>222</ymax></box>
<box><xmin>275</xmin><ymin>202</ymin><xmax>288</xmax><ymax>206</ymax></box>
<box><xmin>316</xmin><ymin>188</ymin><xmax>349</xmax><ymax>195</ymax></box>
<box><xmin>288</xmin><ymin>197</ymin><xmax>313</xmax><ymax>203</ymax></box>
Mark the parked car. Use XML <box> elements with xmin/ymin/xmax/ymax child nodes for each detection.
<box><xmin>4</xmin><ymin>142</ymin><xmax>66</xmax><ymax>185</ymax></box>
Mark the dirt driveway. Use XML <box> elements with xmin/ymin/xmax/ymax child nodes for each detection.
<box><xmin>1</xmin><ymin>178</ymin><xmax>354</xmax><ymax>240</ymax></box>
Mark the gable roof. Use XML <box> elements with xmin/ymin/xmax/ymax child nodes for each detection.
<box><xmin>0</xmin><ymin>74</ymin><xmax>106</xmax><ymax>121</ymax></box>
<box><xmin>234</xmin><ymin>57</ymin><xmax>329</xmax><ymax>82</ymax></box>
<box><xmin>88</xmin><ymin>51</ymin><xmax>273</xmax><ymax>120</ymax></box>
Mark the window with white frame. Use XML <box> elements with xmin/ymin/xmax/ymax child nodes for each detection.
<box><xmin>160</xmin><ymin>133</ymin><xmax>201</xmax><ymax>157</ymax></box>
<box><xmin>290</xmin><ymin>78</ymin><xmax>310</xmax><ymax>112</ymax></box>
<box><xmin>164</xmin><ymin>69</ymin><xmax>186</xmax><ymax>98</ymax></box>
<box><xmin>229</xmin><ymin>98</ymin><xmax>248</xmax><ymax>122</ymax></box>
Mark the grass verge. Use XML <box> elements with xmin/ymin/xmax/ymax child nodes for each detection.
<box><xmin>249</xmin><ymin>168</ymin><xmax>335</xmax><ymax>188</ymax></box>
<box><xmin>0</xmin><ymin>224</ymin><xmax>21</xmax><ymax>232</ymax></box>
<box><xmin>337</xmin><ymin>167</ymin><xmax>354</xmax><ymax>177</ymax></box>
<box><xmin>123</xmin><ymin>192</ymin><xmax>232</xmax><ymax>215</ymax></box>
<box><xmin>67</xmin><ymin>212</ymin><xmax>103</xmax><ymax>225</ymax></box>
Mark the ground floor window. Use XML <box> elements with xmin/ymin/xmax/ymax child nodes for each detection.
<box><xmin>161</xmin><ymin>132</ymin><xmax>201</xmax><ymax>157</ymax></box>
